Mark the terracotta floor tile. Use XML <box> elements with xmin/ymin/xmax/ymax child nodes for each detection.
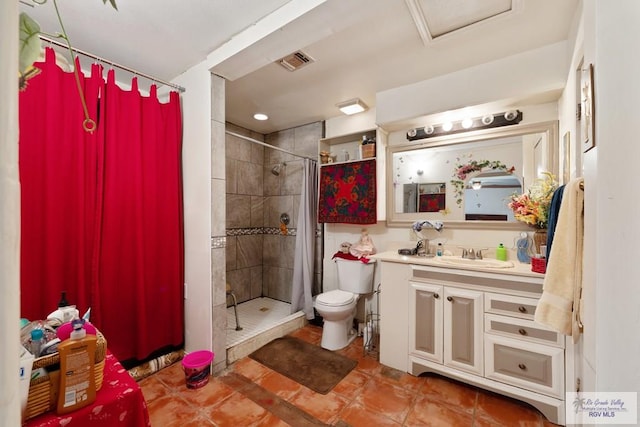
<box><xmin>289</xmin><ymin>387</ymin><xmax>349</xmax><ymax>424</ymax></box>
<box><xmin>377</xmin><ymin>365</ymin><xmax>426</xmax><ymax>394</ymax></box>
<box><xmin>404</xmin><ymin>396</ymin><xmax>473</xmax><ymax>427</ymax></box>
<box><xmin>203</xmin><ymin>391</ymin><xmax>276</xmax><ymax>426</ymax></box>
<box><xmin>146</xmin><ymin>394</ymin><xmax>198</xmax><ymax>427</ymax></box>
<box><xmin>153</xmin><ymin>361</ymin><xmax>187</xmax><ymax>388</ymax></box>
<box><xmin>139</xmin><ymin>375</ymin><xmax>173</xmax><ymax>403</ymax></box>
<box><xmin>175</xmin><ymin>376</ymin><xmax>236</xmax><ymax>408</ymax></box>
<box><xmin>254</xmin><ymin>370</ymin><xmax>304</xmax><ymax>400</ymax></box>
<box><xmin>332</xmin><ymin>368</ymin><xmax>372</xmax><ymax>400</ymax></box>
<box><xmin>232</xmin><ymin>356</ymin><xmax>273</xmax><ymax>381</ymax></box>
<box><xmin>475</xmin><ymin>390</ymin><xmax>543</xmax><ymax>426</ymax></box>
<box><xmin>337</xmin><ymin>401</ymin><xmax>402</xmax><ymax>426</ymax></box>
<box><xmin>355</xmin><ymin>376</ymin><xmax>415</xmax><ymax>423</ymax></box>
<box><xmin>137</xmin><ymin>324</ymin><xmax>558</xmax><ymax>426</ymax></box>
<box><xmin>418</xmin><ymin>374</ymin><xmax>477</xmax><ymax>414</ymax></box>
<box><xmin>288</xmin><ymin>325</ymin><xmax>323</xmax><ymax>344</ymax></box>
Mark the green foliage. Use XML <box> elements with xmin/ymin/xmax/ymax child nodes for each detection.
<box><xmin>19</xmin><ymin>12</ymin><xmax>41</xmax><ymax>75</ymax></box>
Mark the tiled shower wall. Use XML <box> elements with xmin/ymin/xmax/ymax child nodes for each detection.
<box><xmin>225</xmin><ymin>122</ymin><xmax>324</xmax><ymax>305</ymax></box>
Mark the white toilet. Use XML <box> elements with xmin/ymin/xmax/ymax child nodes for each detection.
<box><xmin>314</xmin><ymin>258</ymin><xmax>376</xmax><ymax>350</ymax></box>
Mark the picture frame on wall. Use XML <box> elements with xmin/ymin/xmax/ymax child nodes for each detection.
<box><xmin>581</xmin><ymin>63</ymin><xmax>595</xmax><ymax>152</ymax></box>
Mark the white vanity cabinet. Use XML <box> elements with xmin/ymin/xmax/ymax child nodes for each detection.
<box><xmin>409</xmin><ymin>282</ymin><xmax>483</xmax><ymax>375</ymax></box>
<box><xmin>375</xmin><ymin>253</ymin><xmax>571</xmax><ymax>425</ymax></box>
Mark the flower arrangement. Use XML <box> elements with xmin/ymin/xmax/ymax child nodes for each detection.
<box><xmin>507</xmin><ymin>172</ymin><xmax>558</xmax><ymax>229</ymax></box>
<box><xmin>450</xmin><ymin>158</ymin><xmax>515</xmax><ymax>206</ymax></box>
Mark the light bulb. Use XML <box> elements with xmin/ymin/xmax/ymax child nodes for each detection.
<box><xmin>461</xmin><ymin>118</ymin><xmax>473</xmax><ymax>129</ymax></box>
<box><xmin>442</xmin><ymin>122</ymin><xmax>453</xmax><ymax>132</ymax></box>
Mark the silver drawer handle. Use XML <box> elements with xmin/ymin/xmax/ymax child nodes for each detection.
<box><xmin>518</xmin><ymin>328</ymin><xmax>527</xmax><ymax>336</ymax></box>
<box><xmin>518</xmin><ymin>306</ymin><xmax>527</xmax><ymax>313</ymax></box>
<box><xmin>518</xmin><ymin>363</ymin><xmax>527</xmax><ymax>370</ymax></box>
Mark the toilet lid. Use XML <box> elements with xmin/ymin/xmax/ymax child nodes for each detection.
<box><xmin>316</xmin><ymin>290</ymin><xmax>355</xmax><ymax>307</ymax></box>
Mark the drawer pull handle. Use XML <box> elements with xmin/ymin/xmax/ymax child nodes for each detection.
<box><xmin>518</xmin><ymin>328</ymin><xmax>527</xmax><ymax>336</ymax></box>
<box><xmin>518</xmin><ymin>306</ymin><xmax>527</xmax><ymax>313</ymax></box>
<box><xmin>518</xmin><ymin>363</ymin><xmax>527</xmax><ymax>370</ymax></box>
<box><xmin>433</xmin><ymin>293</ymin><xmax>439</xmax><ymax>299</ymax></box>
<box><xmin>447</xmin><ymin>296</ymin><xmax>453</xmax><ymax>302</ymax></box>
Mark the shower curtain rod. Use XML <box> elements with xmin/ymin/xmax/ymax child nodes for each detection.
<box><xmin>39</xmin><ymin>35</ymin><xmax>186</xmax><ymax>93</ymax></box>
<box><xmin>226</xmin><ymin>130</ymin><xmax>316</xmax><ymax>161</ymax></box>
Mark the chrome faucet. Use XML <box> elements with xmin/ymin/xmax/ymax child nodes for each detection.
<box><xmin>460</xmin><ymin>248</ymin><xmax>486</xmax><ymax>260</ymax></box>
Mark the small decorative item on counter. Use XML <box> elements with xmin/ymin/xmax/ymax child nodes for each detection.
<box><xmin>531</xmin><ymin>255</ymin><xmax>547</xmax><ymax>274</ymax></box>
<box><xmin>496</xmin><ymin>243</ymin><xmax>508</xmax><ymax>261</ymax></box>
<box><xmin>361</xmin><ymin>135</ymin><xmax>376</xmax><ymax>158</ymax></box>
<box><xmin>320</xmin><ymin>150</ymin><xmax>331</xmax><ymax>164</ymax></box>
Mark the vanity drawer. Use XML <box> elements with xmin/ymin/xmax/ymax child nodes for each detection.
<box><xmin>485</xmin><ymin>334</ymin><xmax>564</xmax><ymax>399</ymax></box>
<box><xmin>484</xmin><ymin>314</ymin><xmax>564</xmax><ymax>348</ymax></box>
<box><xmin>484</xmin><ymin>293</ymin><xmax>538</xmax><ymax>320</ymax></box>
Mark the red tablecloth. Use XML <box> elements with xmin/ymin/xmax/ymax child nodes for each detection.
<box><xmin>24</xmin><ymin>352</ymin><xmax>150</xmax><ymax>427</ymax></box>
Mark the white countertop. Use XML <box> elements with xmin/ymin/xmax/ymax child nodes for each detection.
<box><xmin>370</xmin><ymin>250</ymin><xmax>545</xmax><ymax>279</ymax></box>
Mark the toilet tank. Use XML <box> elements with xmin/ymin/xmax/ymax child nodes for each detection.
<box><xmin>335</xmin><ymin>258</ymin><xmax>376</xmax><ymax>294</ymax></box>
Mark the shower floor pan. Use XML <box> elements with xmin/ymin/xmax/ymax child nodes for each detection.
<box><xmin>226</xmin><ymin>297</ymin><xmax>305</xmax><ymax>364</ymax></box>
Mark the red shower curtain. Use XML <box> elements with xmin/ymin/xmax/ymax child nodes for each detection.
<box><xmin>19</xmin><ymin>48</ymin><xmax>184</xmax><ymax>362</ymax></box>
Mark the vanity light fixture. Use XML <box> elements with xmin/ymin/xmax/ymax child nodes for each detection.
<box><xmin>254</xmin><ymin>113</ymin><xmax>268</xmax><ymax>121</ymax></box>
<box><xmin>406</xmin><ymin>110</ymin><xmax>523</xmax><ymax>141</ymax></box>
<box><xmin>461</xmin><ymin>117</ymin><xmax>474</xmax><ymax>129</ymax></box>
<box><xmin>336</xmin><ymin>98</ymin><xmax>368</xmax><ymax>115</ymax></box>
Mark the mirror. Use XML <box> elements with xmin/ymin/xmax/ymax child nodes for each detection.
<box><xmin>386</xmin><ymin>121</ymin><xmax>558</xmax><ymax>229</ymax></box>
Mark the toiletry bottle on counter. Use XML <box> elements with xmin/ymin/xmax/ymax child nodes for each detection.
<box><xmin>436</xmin><ymin>243</ymin><xmax>443</xmax><ymax>257</ymax></box>
<box><xmin>496</xmin><ymin>243</ymin><xmax>507</xmax><ymax>261</ymax></box>
<box><xmin>56</xmin><ymin>319</ymin><xmax>97</xmax><ymax>414</ymax></box>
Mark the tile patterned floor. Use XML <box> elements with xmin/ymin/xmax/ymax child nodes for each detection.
<box><xmin>140</xmin><ymin>324</ymin><xmax>560</xmax><ymax>426</ymax></box>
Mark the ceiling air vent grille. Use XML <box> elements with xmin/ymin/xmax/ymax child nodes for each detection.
<box><xmin>277</xmin><ymin>51</ymin><xmax>315</xmax><ymax>71</ymax></box>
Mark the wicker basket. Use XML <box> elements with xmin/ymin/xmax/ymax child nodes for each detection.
<box><xmin>24</xmin><ymin>331</ymin><xmax>107</xmax><ymax>421</ymax></box>
<box><xmin>361</xmin><ymin>144</ymin><xmax>375</xmax><ymax>159</ymax></box>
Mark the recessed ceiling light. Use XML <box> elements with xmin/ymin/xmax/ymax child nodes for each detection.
<box><xmin>254</xmin><ymin>113</ymin><xmax>268</xmax><ymax>121</ymax></box>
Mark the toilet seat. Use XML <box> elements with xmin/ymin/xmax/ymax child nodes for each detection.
<box><xmin>315</xmin><ymin>289</ymin><xmax>355</xmax><ymax>307</ymax></box>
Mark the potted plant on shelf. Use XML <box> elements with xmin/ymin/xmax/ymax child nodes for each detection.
<box><xmin>507</xmin><ymin>171</ymin><xmax>559</xmax><ymax>253</ymax></box>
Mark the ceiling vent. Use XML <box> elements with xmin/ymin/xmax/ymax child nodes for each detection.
<box><xmin>277</xmin><ymin>51</ymin><xmax>315</xmax><ymax>72</ymax></box>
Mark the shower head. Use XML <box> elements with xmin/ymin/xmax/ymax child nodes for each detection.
<box><xmin>271</xmin><ymin>162</ymin><xmax>286</xmax><ymax>176</ymax></box>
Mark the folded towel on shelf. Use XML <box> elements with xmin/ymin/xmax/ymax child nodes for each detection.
<box><xmin>535</xmin><ymin>178</ymin><xmax>584</xmax><ymax>341</ymax></box>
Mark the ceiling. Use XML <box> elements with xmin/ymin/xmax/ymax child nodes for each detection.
<box><xmin>20</xmin><ymin>0</ymin><xmax>579</xmax><ymax>134</ymax></box>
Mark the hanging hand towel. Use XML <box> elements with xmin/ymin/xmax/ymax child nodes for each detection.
<box><xmin>534</xmin><ymin>178</ymin><xmax>584</xmax><ymax>341</ymax></box>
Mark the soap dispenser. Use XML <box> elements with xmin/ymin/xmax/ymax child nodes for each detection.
<box><xmin>496</xmin><ymin>243</ymin><xmax>508</xmax><ymax>261</ymax></box>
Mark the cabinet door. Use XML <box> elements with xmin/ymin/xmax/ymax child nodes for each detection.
<box><xmin>444</xmin><ymin>287</ymin><xmax>483</xmax><ymax>375</ymax></box>
<box><xmin>409</xmin><ymin>282</ymin><xmax>443</xmax><ymax>364</ymax></box>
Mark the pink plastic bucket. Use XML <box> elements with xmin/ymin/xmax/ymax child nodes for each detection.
<box><xmin>181</xmin><ymin>350</ymin><xmax>214</xmax><ymax>389</ymax></box>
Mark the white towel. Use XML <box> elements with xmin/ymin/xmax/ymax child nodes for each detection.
<box><xmin>534</xmin><ymin>178</ymin><xmax>584</xmax><ymax>342</ymax></box>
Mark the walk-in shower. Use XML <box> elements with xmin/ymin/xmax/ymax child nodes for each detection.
<box><xmin>224</xmin><ymin>127</ymin><xmax>321</xmax><ymax>363</ymax></box>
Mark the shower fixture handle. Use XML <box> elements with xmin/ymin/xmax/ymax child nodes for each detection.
<box><xmin>280</xmin><ymin>213</ymin><xmax>290</xmax><ymax>226</ymax></box>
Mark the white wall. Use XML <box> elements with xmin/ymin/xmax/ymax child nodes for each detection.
<box><xmin>171</xmin><ymin>63</ymin><xmax>213</xmax><ymax>354</ymax></box>
<box><xmin>1</xmin><ymin>1</ymin><xmax>21</xmax><ymax>424</ymax></box>
<box><xmin>588</xmin><ymin>0</ymin><xmax>640</xmax><ymax>393</ymax></box>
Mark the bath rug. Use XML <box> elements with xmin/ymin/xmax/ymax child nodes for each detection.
<box><xmin>249</xmin><ymin>336</ymin><xmax>357</xmax><ymax>394</ymax></box>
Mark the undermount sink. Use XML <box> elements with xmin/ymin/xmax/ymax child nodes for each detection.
<box><xmin>436</xmin><ymin>255</ymin><xmax>514</xmax><ymax>269</ymax></box>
